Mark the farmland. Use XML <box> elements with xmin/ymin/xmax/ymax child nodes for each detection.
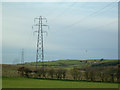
<box><xmin>2</xmin><ymin>77</ymin><xmax>118</xmax><ymax>88</ymax></box>
<box><xmin>2</xmin><ymin>59</ymin><xmax>118</xmax><ymax>77</ymax></box>
<box><xmin>24</xmin><ymin>59</ymin><xmax>118</xmax><ymax>68</ymax></box>
<box><xmin>2</xmin><ymin>59</ymin><xmax>119</xmax><ymax>88</ymax></box>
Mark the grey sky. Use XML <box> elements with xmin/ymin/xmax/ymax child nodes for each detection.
<box><xmin>2</xmin><ymin>2</ymin><xmax>118</xmax><ymax>64</ymax></box>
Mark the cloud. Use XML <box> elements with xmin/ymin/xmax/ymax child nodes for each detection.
<box><xmin>2</xmin><ymin>2</ymin><xmax>118</xmax><ymax>63</ymax></box>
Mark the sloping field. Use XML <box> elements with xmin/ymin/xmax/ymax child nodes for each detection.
<box><xmin>24</xmin><ymin>59</ymin><xmax>118</xmax><ymax>68</ymax></box>
<box><xmin>2</xmin><ymin>77</ymin><xmax>118</xmax><ymax>88</ymax></box>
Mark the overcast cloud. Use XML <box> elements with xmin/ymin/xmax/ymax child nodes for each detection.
<box><xmin>2</xmin><ymin>2</ymin><xmax>118</xmax><ymax>64</ymax></box>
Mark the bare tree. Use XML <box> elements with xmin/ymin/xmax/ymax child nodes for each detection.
<box><xmin>48</xmin><ymin>68</ymin><xmax>55</xmax><ymax>79</ymax></box>
<box><xmin>17</xmin><ymin>67</ymin><xmax>32</xmax><ymax>78</ymax></box>
<box><xmin>71</xmin><ymin>67</ymin><xmax>79</xmax><ymax>80</ymax></box>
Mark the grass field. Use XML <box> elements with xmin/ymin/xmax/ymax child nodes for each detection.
<box><xmin>22</xmin><ymin>59</ymin><xmax>118</xmax><ymax>70</ymax></box>
<box><xmin>2</xmin><ymin>77</ymin><xmax>118</xmax><ymax>88</ymax></box>
<box><xmin>2</xmin><ymin>60</ymin><xmax>119</xmax><ymax>88</ymax></box>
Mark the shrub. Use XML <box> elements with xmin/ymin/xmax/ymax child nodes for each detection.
<box><xmin>48</xmin><ymin>68</ymin><xmax>55</xmax><ymax>79</ymax></box>
<box><xmin>37</xmin><ymin>67</ymin><xmax>48</xmax><ymax>78</ymax></box>
<box><xmin>71</xmin><ymin>67</ymin><xmax>80</xmax><ymax>80</ymax></box>
<box><xmin>54</xmin><ymin>68</ymin><xmax>67</xmax><ymax>80</ymax></box>
<box><xmin>17</xmin><ymin>67</ymin><xmax>32</xmax><ymax>78</ymax></box>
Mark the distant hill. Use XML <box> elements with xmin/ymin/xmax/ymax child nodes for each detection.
<box><xmin>91</xmin><ymin>60</ymin><xmax>118</xmax><ymax>67</ymax></box>
<box><xmin>23</xmin><ymin>59</ymin><xmax>118</xmax><ymax>68</ymax></box>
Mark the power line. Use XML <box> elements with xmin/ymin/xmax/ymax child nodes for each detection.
<box><xmin>49</xmin><ymin>2</ymin><xmax>76</xmax><ymax>22</ymax></box>
<box><xmin>64</xmin><ymin>1</ymin><xmax>118</xmax><ymax>29</ymax></box>
<box><xmin>47</xmin><ymin>2</ymin><xmax>75</xmax><ymax>18</ymax></box>
<box><xmin>68</xmin><ymin>20</ymin><xmax>117</xmax><ymax>34</ymax></box>
<box><xmin>85</xmin><ymin>20</ymin><xmax>117</xmax><ymax>33</ymax></box>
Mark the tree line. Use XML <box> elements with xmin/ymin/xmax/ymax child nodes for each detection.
<box><xmin>17</xmin><ymin>65</ymin><xmax>119</xmax><ymax>83</ymax></box>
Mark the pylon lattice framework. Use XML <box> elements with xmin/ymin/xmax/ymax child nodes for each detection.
<box><xmin>33</xmin><ymin>16</ymin><xmax>49</xmax><ymax>70</ymax></box>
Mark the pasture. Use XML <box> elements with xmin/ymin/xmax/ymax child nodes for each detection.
<box><xmin>2</xmin><ymin>60</ymin><xmax>119</xmax><ymax>88</ymax></box>
<box><xmin>2</xmin><ymin>77</ymin><xmax>118</xmax><ymax>88</ymax></box>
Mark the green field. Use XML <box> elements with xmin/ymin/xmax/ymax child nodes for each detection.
<box><xmin>2</xmin><ymin>60</ymin><xmax>119</xmax><ymax>88</ymax></box>
<box><xmin>24</xmin><ymin>59</ymin><xmax>118</xmax><ymax>69</ymax></box>
<box><xmin>2</xmin><ymin>77</ymin><xmax>118</xmax><ymax>88</ymax></box>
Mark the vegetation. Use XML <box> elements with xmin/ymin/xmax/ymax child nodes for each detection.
<box><xmin>17</xmin><ymin>63</ymin><xmax>119</xmax><ymax>83</ymax></box>
<box><xmin>23</xmin><ymin>59</ymin><xmax>118</xmax><ymax>68</ymax></box>
<box><xmin>91</xmin><ymin>61</ymin><xmax>118</xmax><ymax>67</ymax></box>
<box><xmin>2</xmin><ymin>77</ymin><xmax>118</xmax><ymax>88</ymax></box>
<box><xmin>2</xmin><ymin>59</ymin><xmax>119</xmax><ymax>88</ymax></box>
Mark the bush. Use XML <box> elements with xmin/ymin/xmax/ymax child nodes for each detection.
<box><xmin>71</xmin><ymin>67</ymin><xmax>81</xmax><ymax>80</ymax></box>
<box><xmin>48</xmin><ymin>68</ymin><xmax>55</xmax><ymax>79</ymax></box>
<box><xmin>17</xmin><ymin>67</ymin><xmax>32</xmax><ymax>78</ymax></box>
<box><xmin>54</xmin><ymin>68</ymin><xmax>67</xmax><ymax>80</ymax></box>
<box><xmin>37</xmin><ymin>67</ymin><xmax>48</xmax><ymax>78</ymax></box>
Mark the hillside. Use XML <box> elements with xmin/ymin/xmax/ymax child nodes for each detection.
<box><xmin>23</xmin><ymin>59</ymin><xmax>118</xmax><ymax>68</ymax></box>
<box><xmin>2</xmin><ymin>59</ymin><xmax>119</xmax><ymax>83</ymax></box>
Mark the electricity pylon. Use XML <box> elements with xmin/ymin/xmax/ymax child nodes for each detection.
<box><xmin>32</xmin><ymin>16</ymin><xmax>49</xmax><ymax>70</ymax></box>
<box><xmin>21</xmin><ymin>48</ymin><xmax>24</xmax><ymax>65</ymax></box>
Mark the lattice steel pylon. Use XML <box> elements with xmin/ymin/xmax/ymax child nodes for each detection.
<box><xmin>21</xmin><ymin>48</ymin><xmax>24</xmax><ymax>65</ymax></box>
<box><xmin>32</xmin><ymin>16</ymin><xmax>49</xmax><ymax>70</ymax></box>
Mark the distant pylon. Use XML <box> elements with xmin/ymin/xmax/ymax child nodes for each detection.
<box><xmin>32</xmin><ymin>16</ymin><xmax>49</xmax><ymax>70</ymax></box>
<box><xmin>21</xmin><ymin>48</ymin><xmax>24</xmax><ymax>64</ymax></box>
